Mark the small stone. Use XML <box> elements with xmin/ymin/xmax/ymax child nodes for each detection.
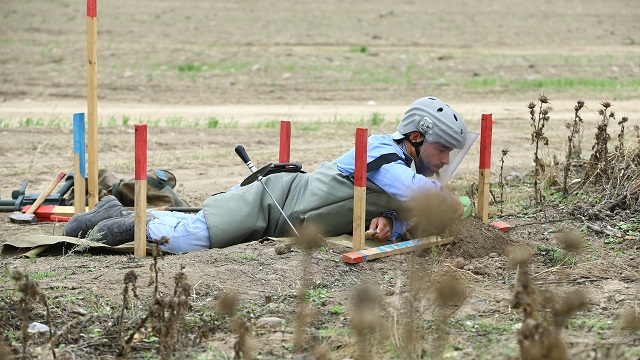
<box><xmin>27</xmin><ymin>322</ymin><xmax>49</xmax><ymax>334</ymax></box>
<box><xmin>256</xmin><ymin>317</ymin><xmax>284</xmax><ymax>329</ymax></box>
<box><xmin>463</xmin><ymin>265</ymin><xmax>474</xmax><ymax>271</ymax></box>
<box><xmin>614</xmin><ymin>294</ymin><xmax>625</xmax><ymax>303</ymax></box>
<box><xmin>489</xmin><ymin>252</ymin><xmax>499</xmax><ymax>258</ymax></box>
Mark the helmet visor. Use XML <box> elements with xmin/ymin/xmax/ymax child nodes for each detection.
<box><xmin>435</xmin><ymin>131</ymin><xmax>479</xmax><ymax>184</ymax></box>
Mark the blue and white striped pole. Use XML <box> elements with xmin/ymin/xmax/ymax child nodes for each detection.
<box><xmin>73</xmin><ymin>112</ymin><xmax>86</xmax><ymax>214</ymax></box>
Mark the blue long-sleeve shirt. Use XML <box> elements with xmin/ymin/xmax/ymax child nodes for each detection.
<box><xmin>332</xmin><ymin>134</ymin><xmax>443</xmax><ymax>240</ymax></box>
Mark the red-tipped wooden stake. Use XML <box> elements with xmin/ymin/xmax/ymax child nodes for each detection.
<box><xmin>352</xmin><ymin>128</ymin><xmax>368</xmax><ymax>251</ymax></box>
<box><xmin>477</xmin><ymin>113</ymin><xmax>493</xmax><ymax>223</ymax></box>
<box><xmin>134</xmin><ymin>124</ymin><xmax>147</xmax><ymax>258</ymax></box>
<box><xmin>86</xmin><ymin>0</ymin><xmax>98</xmax><ymax>210</ymax></box>
<box><xmin>279</xmin><ymin>120</ymin><xmax>291</xmax><ymax>163</ymax></box>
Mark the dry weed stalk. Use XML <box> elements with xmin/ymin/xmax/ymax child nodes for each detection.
<box><xmin>529</xmin><ymin>94</ymin><xmax>551</xmax><ymax>204</ymax></box>
<box><xmin>562</xmin><ymin>100</ymin><xmax>584</xmax><ymax>197</ymax></box>
<box><xmin>10</xmin><ymin>269</ymin><xmax>56</xmax><ymax>359</ymax></box>
<box><xmin>121</xmin><ymin>237</ymin><xmax>192</xmax><ymax>360</ymax></box>
<box><xmin>498</xmin><ymin>148</ymin><xmax>509</xmax><ymax>215</ymax></box>
<box><xmin>586</xmin><ymin>101</ymin><xmax>613</xmax><ymax>180</ymax></box>
<box><xmin>615</xmin><ymin>116</ymin><xmax>629</xmax><ymax>160</ymax></box>
<box><xmin>230</xmin><ymin>315</ymin><xmax>254</xmax><ymax>359</ymax></box>
<box><xmin>578</xmin><ymin>101</ymin><xmax>640</xmax><ymax>205</ymax></box>
<box><xmin>118</xmin><ymin>270</ymin><xmax>139</xmax><ymax>345</ymax></box>
<box><xmin>150</xmin><ymin>267</ymin><xmax>192</xmax><ymax>358</ymax></box>
<box><xmin>508</xmin><ymin>247</ymin><xmax>587</xmax><ymax>360</ymax></box>
<box><xmin>430</xmin><ymin>272</ymin><xmax>468</xmax><ymax>356</ymax></box>
<box><xmin>291</xmin><ymin>226</ymin><xmax>325</xmax><ymax>353</ymax></box>
<box><xmin>620</xmin><ymin>309</ymin><xmax>640</xmax><ymax>331</ymax></box>
<box><xmin>349</xmin><ymin>283</ymin><xmax>386</xmax><ymax>359</ymax></box>
<box><xmin>214</xmin><ymin>292</ymin><xmax>254</xmax><ymax>359</ymax></box>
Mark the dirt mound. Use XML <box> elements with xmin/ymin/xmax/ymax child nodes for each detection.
<box><xmin>445</xmin><ymin>216</ymin><xmax>516</xmax><ymax>259</ymax></box>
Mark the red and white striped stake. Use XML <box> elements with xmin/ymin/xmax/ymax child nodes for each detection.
<box><xmin>352</xmin><ymin>128</ymin><xmax>368</xmax><ymax>251</ymax></box>
<box><xmin>86</xmin><ymin>0</ymin><xmax>99</xmax><ymax>210</ymax></box>
<box><xmin>477</xmin><ymin>113</ymin><xmax>493</xmax><ymax>223</ymax></box>
<box><xmin>279</xmin><ymin>120</ymin><xmax>291</xmax><ymax>163</ymax></box>
<box><xmin>134</xmin><ymin>124</ymin><xmax>147</xmax><ymax>258</ymax></box>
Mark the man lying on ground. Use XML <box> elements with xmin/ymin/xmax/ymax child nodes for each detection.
<box><xmin>64</xmin><ymin>96</ymin><xmax>469</xmax><ymax>253</ymax></box>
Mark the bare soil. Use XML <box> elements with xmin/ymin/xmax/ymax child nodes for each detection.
<box><xmin>1</xmin><ymin>0</ymin><xmax>639</xmax><ymax>359</ymax></box>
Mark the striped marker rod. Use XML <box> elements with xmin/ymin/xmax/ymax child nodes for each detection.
<box><xmin>477</xmin><ymin>113</ymin><xmax>493</xmax><ymax>223</ymax></box>
<box><xmin>342</xmin><ymin>236</ymin><xmax>453</xmax><ymax>263</ymax></box>
<box><xmin>73</xmin><ymin>113</ymin><xmax>86</xmax><ymax>214</ymax></box>
<box><xmin>134</xmin><ymin>124</ymin><xmax>147</xmax><ymax>258</ymax></box>
<box><xmin>86</xmin><ymin>0</ymin><xmax>99</xmax><ymax>209</ymax></box>
<box><xmin>352</xmin><ymin>128</ymin><xmax>368</xmax><ymax>251</ymax></box>
<box><xmin>279</xmin><ymin>120</ymin><xmax>291</xmax><ymax>163</ymax></box>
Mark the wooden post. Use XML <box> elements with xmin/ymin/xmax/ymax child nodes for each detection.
<box><xmin>134</xmin><ymin>124</ymin><xmax>147</xmax><ymax>258</ymax></box>
<box><xmin>86</xmin><ymin>0</ymin><xmax>98</xmax><ymax>210</ymax></box>
<box><xmin>352</xmin><ymin>128</ymin><xmax>368</xmax><ymax>251</ymax></box>
<box><xmin>73</xmin><ymin>113</ymin><xmax>86</xmax><ymax>214</ymax></box>
<box><xmin>477</xmin><ymin>113</ymin><xmax>493</xmax><ymax>223</ymax></box>
<box><xmin>279</xmin><ymin>120</ymin><xmax>291</xmax><ymax>163</ymax></box>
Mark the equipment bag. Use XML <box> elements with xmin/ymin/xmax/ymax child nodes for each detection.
<box><xmin>66</xmin><ymin>169</ymin><xmax>190</xmax><ymax>208</ymax></box>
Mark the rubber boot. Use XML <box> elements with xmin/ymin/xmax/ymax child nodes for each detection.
<box><xmin>63</xmin><ymin>195</ymin><xmax>134</xmax><ymax>238</ymax></box>
<box><xmin>87</xmin><ymin>213</ymin><xmax>155</xmax><ymax>247</ymax></box>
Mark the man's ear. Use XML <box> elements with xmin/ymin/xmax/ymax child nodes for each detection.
<box><xmin>408</xmin><ymin>131</ymin><xmax>425</xmax><ymax>143</ymax></box>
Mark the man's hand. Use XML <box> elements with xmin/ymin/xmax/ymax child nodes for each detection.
<box><xmin>448</xmin><ymin>193</ymin><xmax>464</xmax><ymax>219</ymax></box>
<box><xmin>369</xmin><ymin>216</ymin><xmax>393</xmax><ymax>241</ymax></box>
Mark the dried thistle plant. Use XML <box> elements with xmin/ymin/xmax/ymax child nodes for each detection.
<box><xmin>586</xmin><ymin>101</ymin><xmax>614</xmax><ymax>180</ymax></box>
<box><xmin>430</xmin><ymin>273</ymin><xmax>468</xmax><ymax>356</ymax></box>
<box><xmin>563</xmin><ymin>100</ymin><xmax>584</xmax><ymax>197</ymax></box>
<box><xmin>508</xmin><ymin>246</ymin><xmax>588</xmax><ymax>360</ymax></box>
<box><xmin>148</xmin><ymin>236</ymin><xmax>170</xmax><ymax>295</ymax></box>
<box><xmin>529</xmin><ymin>94</ymin><xmax>551</xmax><ymax>204</ymax></box>
<box><xmin>118</xmin><ymin>270</ymin><xmax>139</xmax><ymax>347</ymax></box>
<box><xmin>148</xmin><ymin>268</ymin><xmax>192</xmax><ymax>359</ymax></box>
<box><xmin>498</xmin><ymin>148</ymin><xmax>509</xmax><ymax>215</ymax></box>
<box><xmin>349</xmin><ymin>283</ymin><xmax>385</xmax><ymax>358</ymax></box>
<box><xmin>10</xmin><ymin>269</ymin><xmax>57</xmax><ymax>360</ymax></box>
<box><xmin>291</xmin><ymin>225</ymin><xmax>324</xmax><ymax>353</ymax></box>
<box><xmin>398</xmin><ymin>259</ymin><xmax>429</xmax><ymax>359</ymax></box>
<box><xmin>615</xmin><ymin>116</ymin><xmax>629</xmax><ymax>159</ymax></box>
<box><xmin>121</xmin><ymin>238</ymin><xmax>192</xmax><ymax>360</ymax></box>
<box><xmin>230</xmin><ymin>314</ymin><xmax>254</xmax><ymax>359</ymax></box>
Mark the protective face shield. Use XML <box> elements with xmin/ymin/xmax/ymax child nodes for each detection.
<box><xmin>434</xmin><ymin>131</ymin><xmax>479</xmax><ymax>184</ymax></box>
<box><xmin>413</xmin><ymin>132</ymin><xmax>479</xmax><ymax>182</ymax></box>
<box><xmin>393</xmin><ymin>97</ymin><xmax>477</xmax><ymax>183</ymax></box>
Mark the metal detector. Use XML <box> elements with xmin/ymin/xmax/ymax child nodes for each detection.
<box><xmin>234</xmin><ymin>144</ymin><xmax>300</xmax><ymax>238</ymax></box>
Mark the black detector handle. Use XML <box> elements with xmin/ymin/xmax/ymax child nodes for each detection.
<box><xmin>235</xmin><ymin>144</ymin><xmax>251</xmax><ymax>165</ymax></box>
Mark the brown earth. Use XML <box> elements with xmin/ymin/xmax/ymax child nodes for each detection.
<box><xmin>1</xmin><ymin>0</ymin><xmax>639</xmax><ymax>359</ymax></box>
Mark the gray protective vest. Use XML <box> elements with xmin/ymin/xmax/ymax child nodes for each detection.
<box><xmin>202</xmin><ymin>162</ymin><xmax>410</xmax><ymax>248</ymax></box>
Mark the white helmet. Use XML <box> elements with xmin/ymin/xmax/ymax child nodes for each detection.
<box><xmin>392</xmin><ymin>97</ymin><xmax>467</xmax><ymax>149</ymax></box>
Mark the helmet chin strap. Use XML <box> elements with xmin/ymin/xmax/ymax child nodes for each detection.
<box><xmin>408</xmin><ymin>139</ymin><xmax>433</xmax><ymax>177</ymax></box>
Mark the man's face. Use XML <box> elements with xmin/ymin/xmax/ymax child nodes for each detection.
<box><xmin>419</xmin><ymin>142</ymin><xmax>453</xmax><ymax>173</ymax></box>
